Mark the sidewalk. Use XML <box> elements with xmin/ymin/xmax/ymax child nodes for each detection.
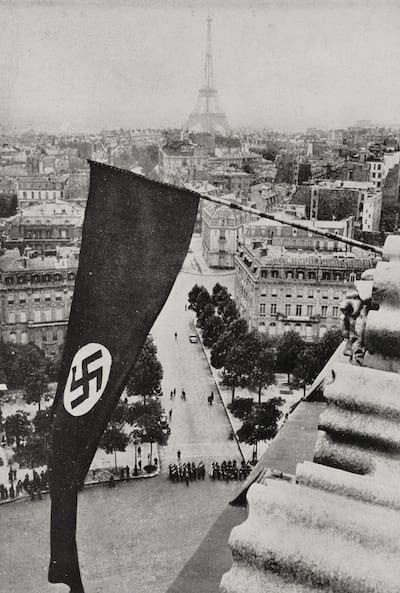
<box><xmin>0</xmin><ymin>440</ymin><xmax>159</xmax><ymax>507</ymax></box>
<box><xmin>194</xmin><ymin>324</ymin><xmax>304</xmax><ymax>463</ymax></box>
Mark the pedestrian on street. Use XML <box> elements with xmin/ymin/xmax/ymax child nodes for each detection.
<box><xmin>8</xmin><ymin>468</ymin><xmax>13</xmax><ymax>483</ymax></box>
<box><xmin>185</xmin><ymin>304</ymin><xmax>187</xmax><ymax>311</ymax></box>
<box><xmin>138</xmin><ymin>446</ymin><xmax>141</xmax><ymax>458</ymax></box>
<box><xmin>177</xmin><ymin>449</ymin><xmax>181</xmax><ymax>462</ymax></box>
<box><xmin>126</xmin><ymin>465</ymin><xmax>130</xmax><ymax>479</ymax></box>
<box><xmin>169</xmin><ymin>409</ymin><xmax>172</xmax><ymax>420</ymax></box>
<box><xmin>12</xmin><ymin>469</ymin><xmax>17</xmax><ymax>481</ymax></box>
<box><xmin>173</xmin><ymin>388</ymin><xmax>176</xmax><ymax>397</ymax></box>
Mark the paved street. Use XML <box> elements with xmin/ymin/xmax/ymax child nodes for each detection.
<box><xmin>1</xmin><ymin>472</ymin><xmax>239</xmax><ymax>593</ymax></box>
<box><xmin>152</xmin><ymin>235</ymin><xmax>240</xmax><ymax>470</ymax></box>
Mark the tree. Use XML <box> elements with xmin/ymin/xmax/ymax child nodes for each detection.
<box><xmin>292</xmin><ymin>345</ymin><xmax>321</xmax><ymax>396</ymax></box>
<box><xmin>33</xmin><ymin>409</ymin><xmax>52</xmax><ymax>439</ymax></box>
<box><xmin>4</xmin><ymin>410</ymin><xmax>31</xmax><ymax>448</ymax></box>
<box><xmin>202</xmin><ymin>314</ymin><xmax>225</xmax><ymax>348</ymax></box>
<box><xmin>139</xmin><ymin>413</ymin><xmax>168</xmax><ymax>467</ymax></box>
<box><xmin>194</xmin><ymin>287</ymin><xmax>212</xmax><ymax>317</ymax></box>
<box><xmin>23</xmin><ymin>369</ymin><xmax>49</xmax><ymax>410</ymax></box>
<box><xmin>100</xmin><ymin>425</ymin><xmax>130</xmax><ymax>471</ymax></box>
<box><xmin>220</xmin><ymin>298</ymin><xmax>240</xmax><ymax>325</ymax></box>
<box><xmin>20</xmin><ymin>435</ymin><xmax>48</xmax><ymax>469</ymax></box>
<box><xmin>249</xmin><ymin>340</ymin><xmax>276</xmax><ymax>404</ymax></box>
<box><xmin>237</xmin><ymin>399</ymin><xmax>283</xmax><ymax>463</ymax></box>
<box><xmin>211</xmin><ymin>283</ymin><xmax>231</xmax><ymax>312</ymax></box>
<box><xmin>188</xmin><ymin>284</ymin><xmax>203</xmax><ymax>311</ymax></box>
<box><xmin>276</xmin><ymin>331</ymin><xmax>305</xmax><ymax>383</ymax></box>
<box><xmin>222</xmin><ymin>342</ymin><xmax>252</xmax><ymax>403</ymax></box>
<box><xmin>210</xmin><ymin>318</ymin><xmax>249</xmax><ymax>369</ymax></box>
<box><xmin>197</xmin><ymin>302</ymin><xmax>216</xmax><ymax>330</ymax></box>
<box><xmin>125</xmin><ymin>398</ymin><xmax>163</xmax><ymax>426</ymax></box>
<box><xmin>126</xmin><ymin>336</ymin><xmax>163</xmax><ymax>402</ymax></box>
<box><xmin>315</xmin><ymin>329</ymin><xmax>343</xmax><ymax>367</ymax></box>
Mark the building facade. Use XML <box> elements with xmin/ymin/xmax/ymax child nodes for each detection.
<box><xmin>235</xmin><ymin>244</ymin><xmax>375</xmax><ymax>341</ymax></box>
<box><xmin>17</xmin><ymin>176</ymin><xmax>66</xmax><ymax>208</ymax></box>
<box><xmin>5</xmin><ymin>200</ymin><xmax>84</xmax><ymax>255</ymax></box>
<box><xmin>202</xmin><ymin>199</ymin><xmax>251</xmax><ymax>268</ymax></box>
<box><xmin>0</xmin><ymin>250</ymin><xmax>78</xmax><ymax>355</ymax></box>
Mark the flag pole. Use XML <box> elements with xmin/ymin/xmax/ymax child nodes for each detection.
<box><xmin>88</xmin><ymin>161</ymin><xmax>383</xmax><ymax>256</ymax></box>
<box><xmin>199</xmin><ymin>193</ymin><xmax>384</xmax><ymax>256</ymax></box>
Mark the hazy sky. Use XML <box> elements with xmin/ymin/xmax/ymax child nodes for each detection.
<box><xmin>1</xmin><ymin>0</ymin><xmax>400</xmax><ymax>133</ymax></box>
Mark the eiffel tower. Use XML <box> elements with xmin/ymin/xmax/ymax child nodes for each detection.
<box><xmin>185</xmin><ymin>16</ymin><xmax>230</xmax><ymax>136</ymax></box>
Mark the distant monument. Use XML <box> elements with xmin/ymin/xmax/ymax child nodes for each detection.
<box><xmin>185</xmin><ymin>16</ymin><xmax>230</xmax><ymax>136</ymax></box>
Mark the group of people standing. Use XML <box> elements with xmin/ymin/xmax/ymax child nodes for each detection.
<box><xmin>0</xmin><ymin>468</ymin><xmax>48</xmax><ymax>502</ymax></box>
<box><xmin>168</xmin><ymin>460</ymin><xmax>206</xmax><ymax>485</ymax></box>
<box><xmin>209</xmin><ymin>460</ymin><xmax>252</xmax><ymax>481</ymax></box>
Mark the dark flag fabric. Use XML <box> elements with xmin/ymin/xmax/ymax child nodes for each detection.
<box><xmin>48</xmin><ymin>160</ymin><xmax>199</xmax><ymax>592</ymax></box>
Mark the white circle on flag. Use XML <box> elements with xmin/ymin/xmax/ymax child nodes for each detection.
<box><xmin>63</xmin><ymin>343</ymin><xmax>112</xmax><ymax>417</ymax></box>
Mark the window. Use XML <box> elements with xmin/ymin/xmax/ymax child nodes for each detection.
<box><xmin>307</xmin><ymin>305</ymin><xmax>313</xmax><ymax>316</ymax></box>
<box><xmin>8</xmin><ymin>312</ymin><xmax>15</xmax><ymax>323</ymax></box>
<box><xmin>34</xmin><ymin>293</ymin><xmax>40</xmax><ymax>303</ymax></box>
<box><xmin>349</xmin><ymin>273</ymin><xmax>356</xmax><ymax>283</ymax></box>
<box><xmin>44</xmin><ymin>309</ymin><xmax>52</xmax><ymax>322</ymax></box>
<box><xmin>321</xmin><ymin>305</ymin><xmax>328</xmax><ymax>317</ymax></box>
<box><xmin>19</xmin><ymin>295</ymin><xmax>26</xmax><ymax>305</ymax></box>
<box><xmin>297</xmin><ymin>291</ymin><xmax>303</xmax><ymax>298</ymax></box>
<box><xmin>34</xmin><ymin>310</ymin><xmax>41</xmax><ymax>322</ymax></box>
<box><xmin>322</xmin><ymin>290</ymin><xmax>328</xmax><ymax>299</ymax></box>
<box><xmin>285</xmin><ymin>304</ymin><xmax>291</xmax><ymax>316</ymax></box>
<box><xmin>261</xmin><ymin>270</ymin><xmax>268</xmax><ymax>279</ymax></box>
<box><xmin>297</xmin><ymin>271</ymin><xmax>304</xmax><ymax>280</ymax></box>
<box><xmin>45</xmin><ymin>293</ymin><xmax>51</xmax><ymax>302</ymax></box>
<box><xmin>271</xmin><ymin>270</ymin><xmax>279</xmax><ymax>279</ymax></box>
<box><xmin>269</xmin><ymin>322</ymin><xmax>277</xmax><ymax>337</ymax></box>
<box><xmin>55</xmin><ymin>292</ymin><xmax>62</xmax><ymax>301</ymax></box>
<box><xmin>55</xmin><ymin>308</ymin><xmax>63</xmax><ymax>321</ymax></box>
<box><xmin>259</xmin><ymin>303</ymin><xmax>266</xmax><ymax>316</ymax></box>
<box><xmin>334</xmin><ymin>291</ymin><xmax>340</xmax><ymax>300</ymax></box>
<box><xmin>271</xmin><ymin>287</ymin><xmax>278</xmax><ymax>297</ymax></box>
<box><xmin>270</xmin><ymin>303</ymin><xmax>277</xmax><ymax>315</ymax></box>
<box><xmin>286</xmin><ymin>291</ymin><xmax>292</xmax><ymax>298</ymax></box>
<box><xmin>19</xmin><ymin>311</ymin><xmax>27</xmax><ymax>323</ymax></box>
<box><xmin>261</xmin><ymin>287</ymin><xmax>267</xmax><ymax>296</ymax></box>
<box><xmin>333</xmin><ymin>306</ymin><xmax>339</xmax><ymax>318</ymax></box>
<box><xmin>286</xmin><ymin>271</ymin><xmax>293</xmax><ymax>279</ymax></box>
<box><xmin>308</xmin><ymin>289</ymin><xmax>314</xmax><ymax>298</ymax></box>
<box><xmin>296</xmin><ymin>304</ymin><xmax>302</xmax><ymax>316</ymax></box>
<box><xmin>7</xmin><ymin>294</ymin><xmax>14</xmax><ymax>305</ymax></box>
<box><xmin>309</xmin><ymin>272</ymin><xmax>316</xmax><ymax>280</ymax></box>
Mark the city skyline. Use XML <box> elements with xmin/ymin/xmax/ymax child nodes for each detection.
<box><xmin>1</xmin><ymin>0</ymin><xmax>400</xmax><ymax>134</ymax></box>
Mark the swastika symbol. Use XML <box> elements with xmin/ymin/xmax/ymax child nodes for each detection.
<box><xmin>63</xmin><ymin>343</ymin><xmax>112</xmax><ymax>417</ymax></box>
<box><xmin>69</xmin><ymin>349</ymin><xmax>103</xmax><ymax>410</ymax></box>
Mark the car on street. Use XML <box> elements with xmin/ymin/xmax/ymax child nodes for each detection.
<box><xmin>159</xmin><ymin>413</ymin><xmax>170</xmax><ymax>435</ymax></box>
<box><xmin>189</xmin><ymin>334</ymin><xmax>198</xmax><ymax>343</ymax></box>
